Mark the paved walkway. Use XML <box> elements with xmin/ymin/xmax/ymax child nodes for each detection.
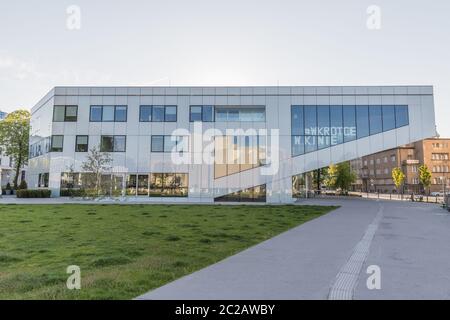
<box><xmin>137</xmin><ymin>198</ymin><xmax>450</xmax><ymax>300</ymax></box>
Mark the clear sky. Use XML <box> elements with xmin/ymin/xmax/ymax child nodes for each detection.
<box><xmin>0</xmin><ymin>0</ymin><xmax>449</xmax><ymax>136</ymax></box>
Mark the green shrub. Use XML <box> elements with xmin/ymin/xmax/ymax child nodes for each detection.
<box><xmin>60</xmin><ymin>189</ymin><xmax>87</xmax><ymax>197</ymax></box>
<box><xmin>19</xmin><ymin>180</ymin><xmax>28</xmax><ymax>190</ymax></box>
<box><xmin>16</xmin><ymin>189</ymin><xmax>51</xmax><ymax>198</ymax></box>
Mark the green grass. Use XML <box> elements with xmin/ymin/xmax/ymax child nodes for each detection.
<box><xmin>0</xmin><ymin>204</ymin><xmax>337</xmax><ymax>300</ymax></box>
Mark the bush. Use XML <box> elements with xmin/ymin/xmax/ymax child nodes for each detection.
<box><xmin>59</xmin><ymin>189</ymin><xmax>95</xmax><ymax>198</ymax></box>
<box><xmin>19</xmin><ymin>180</ymin><xmax>28</xmax><ymax>190</ymax></box>
<box><xmin>16</xmin><ymin>189</ymin><xmax>51</xmax><ymax>198</ymax></box>
<box><xmin>5</xmin><ymin>183</ymin><xmax>11</xmax><ymax>190</ymax></box>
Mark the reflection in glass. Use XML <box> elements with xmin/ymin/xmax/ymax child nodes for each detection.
<box><xmin>382</xmin><ymin>105</ymin><xmax>396</xmax><ymax>131</ymax></box>
<box><xmin>369</xmin><ymin>106</ymin><xmax>383</xmax><ymax>135</ymax></box>
<box><xmin>291</xmin><ymin>106</ymin><xmax>304</xmax><ymax>136</ymax></box>
<box><xmin>126</xmin><ymin>174</ymin><xmax>137</xmax><ymax>196</ymax></box>
<box><xmin>395</xmin><ymin>105</ymin><xmax>409</xmax><ymax>128</ymax></box>
<box><xmin>115</xmin><ymin>106</ymin><xmax>127</xmax><ymax>122</ymax></box>
<box><xmin>190</xmin><ymin>106</ymin><xmax>202</xmax><ymax>122</ymax></box>
<box><xmin>138</xmin><ymin>175</ymin><xmax>149</xmax><ymax>196</ymax></box>
<box><xmin>330</xmin><ymin>106</ymin><xmax>343</xmax><ymax>146</ymax></box>
<box><xmin>140</xmin><ymin>106</ymin><xmax>152</xmax><ymax>122</ymax></box>
<box><xmin>114</xmin><ymin>136</ymin><xmax>126</xmax><ymax>152</ymax></box>
<box><xmin>343</xmin><ymin>106</ymin><xmax>356</xmax><ymax>143</ymax></box>
<box><xmin>317</xmin><ymin>106</ymin><xmax>330</xmax><ymax>136</ymax></box>
<box><xmin>101</xmin><ymin>136</ymin><xmax>114</xmax><ymax>152</ymax></box>
<box><xmin>304</xmin><ymin>106</ymin><xmax>317</xmax><ymax>135</ymax></box>
<box><xmin>53</xmin><ymin>106</ymin><xmax>66</xmax><ymax>122</ymax></box>
<box><xmin>151</xmin><ymin>136</ymin><xmax>164</xmax><ymax>152</ymax></box>
<box><xmin>165</xmin><ymin>106</ymin><xmax>177</xmax><ymax>122</ymax></box>
<box><xmin>102</xmin><ymin>106</ymin><xmax>115</xmax><ymax>122</ymax></box>
<box><xmin>214</xmin><ymin>184</ymin><xmax>266</xmax><ymax>203</ymax></box>
<box><xmin>152</xmin><ymin>106</ymin><xmax>165</xmax><ymax>122</ymax></box>
<box><xmin>356</xmin><ymin>106</ymin><xmax>369</xmax><ymax>139</ymax></box>
<box><xmin>90</xmin><ymin>106</ymin><xmax>103</xmax><ymax>122</ymax></box>
<box><xmin>150</xmin><ymin>173</ymin><xmax>189</xmax><ymax>197</ymax></box>
<box><xmin>65</xmin><ymin>106</ymin><xmax>78</xmax><ymax>122</ymax></box>
<box><xmin>292</xmin><ymin>136</ymin><xmax>305</xmax><ymax>156</ymax></box>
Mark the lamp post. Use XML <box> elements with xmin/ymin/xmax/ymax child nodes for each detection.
<box><xmin>0</xmin><ymin>167</ymin><xmax>2</xmax><ymax>198</ymax></box>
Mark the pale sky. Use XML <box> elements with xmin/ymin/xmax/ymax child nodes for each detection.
<box><xmin>0</xmin><ymin>0</ymin><xmax>449</xmax><ymax>136</ymax></box>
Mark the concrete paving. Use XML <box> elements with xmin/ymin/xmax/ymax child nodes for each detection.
<box><xmin>137</xmin><ymin>198</ymin><xmax>450</xmax><ymax>300</ymax></box>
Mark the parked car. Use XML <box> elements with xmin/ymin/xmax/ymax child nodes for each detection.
<box><xmin>431</xmin><ymin>192</ymin><xmax>445</xmax><ymax>197</ymax></box>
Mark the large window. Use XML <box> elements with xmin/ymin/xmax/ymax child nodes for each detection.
<box><xmin>51</xmin><ymin>135</ymin><xmax>64</xmax><ymax>152</ymax></box>
<box><xmin>53</xmin><ymin>105</ymin><xmax>78</xmax><ymax>122</ymax></box>
<box><xmin>190</xmin><ymin>106</ymin><xmax>214</xmax><ymax>122</ymax></box>
<box><xmin>100</xmin><ymin>135</ymin><xmax>126</xmax><ymax>152</ymax></box>
<box><xmin>291</xmin><ymin>105</ymin><xmax>410</xmax><ymax>157</ymax></box>
<box><xmin>395</xmin><ymin>105</ymin><xmax>409</xmax><ymax>128</ymax></box>
<box><xmin>214</xmin><ymin>135</ymin><xmax>265</xmax><ymax>179</ymax></box>
<box><xmin>139</xmin><ymin>106</ymin><xmax>177</xmax><ymax>122</ymax></box>
<box><xmin>90</xmin><ymin>105</ymin><xmax>128</xmax><ymax>122</ymax></box>
<box><xmin>151</xmin><ymin>135</ymin><xmax>189</xmax><ymax>153</ymax></box>
<box><xmin>150</xmin><ymin>173</ymin><xmax>189</xmax><ymax>197</ymax></box>
<box><xmin>75</xmin><ymin>135</ymin><xmax>89</xmax><ymax>152</ymax></box>
<box><xmin>38</xmin><ymin>173</ymin><xmax>49</xmax><ymax>188</ymax></box>
<box><xmin>369</xmin><ymin>106</ymin><xmax>383</xmax><ymax>135</ymax></box>
<box><xmin>214</xmin><ymin>106</ymin><xmax>265</xmax><ymax>122</ymax></box>
<box><xmin>356</xmin><ymin>106</ymin><xmax>369</xmax><ymax>139</ymax></box>
<box><xmin>343</xmin><ymin>106</ymin><xmax>357</xmax><ymax>142</ymax></box>
<box><xmin>214</xmin><ymin>185</ymin><xmax>266</xmax><ymax>203</ymax></box>
<box><xmin>382</xmin><ymin>105</ymin><xmax>396</xmax><ymax>131</ymax></box>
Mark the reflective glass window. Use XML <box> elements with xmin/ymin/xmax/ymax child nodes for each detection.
<box><xmin>382</xmin><ymin>105</ymin><xmax>396</xmax><ymax>131</ymax></box>
<box><xmin>330</xmin><ymin>106</ymin><xmax>343</xmax><ymax>145</ymax></box>
<box><xmin>356</xmin><ymin>106</ymin><xmax>369</xmax><ymax>139</ymax></box>
<box><xmin>343</xmin><ymin>106</ymin><xmax>356</xmax><ymax>142</ymax></box>
<box><xmin>304</xmin><ymin>106</ymin><xmax>317</xmax><ymax>135</ymax></box>
<box><xmin>291</xmin><ymin>106</ymin><xmax>304</xmax><ymax>136</ymax></box>
<box><xmin>395</xmin><ymin>105</ymin><xmax>409</xmax><ymax>128</ymax></box>
<box><xmin>369</xmin><ymin>106</ymin><xmax>383</xmax><ymax>135</ymax></box>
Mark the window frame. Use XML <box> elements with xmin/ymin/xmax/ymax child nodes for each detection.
<box><xmin>100</xmin><ymin>135</ymin><xmax>126</xmax><ymax>153</ymax></box>
<box><xmin>90</xmin><ymin>105</ymin><xmax>128</xmax><ymax>122</ymax></box>
<box><xmin>50</xmin><ymin>135</ymin><xmax>64</xmax><ymax>152</ymax></box>
<box><xmin>151</xmin><ymin>135</ymin><xmax>165</xmax><ymax>153</ymax></box>
<box><xmin>75</xmin><ymin>135</ymin><xmax>89</xmax><ymax>153</ymax></box>
<box><xmin>53</xmin><ymin>105</ymin><xmax>78</xmax><ymax>122</ymax></box>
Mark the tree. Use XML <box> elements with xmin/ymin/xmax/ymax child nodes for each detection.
<box><xmin>419</xmin><ymin>164</ymin><xmax>432</xmax><ymax>195</ymax></box>
<box><xmin>81</xmin><ymin>146</ymin><xmax>112</xmax><ymax>197</ymax></box>
<box><xmin>324</xmin><ymin>164</ymin><xmax>338</xmax><ymax>189</ymax></box>
<box><xmin>334</xmin><ymin>162</ymin><xmax>357</xmax><ymax>193</ymax></box>
<box><xmin>0</xmin><ymin>110</ymin><xmax>30</xmax><ymax>189</ymax></box>
<box><xmin>392</xmin><ymin>167</ymin><xmax>405</xmax><ymax>193</ymax></box>
<box><xmin>313</xmin><ymin>167</ymin><xmax>329</xmax><ymax>192</ymax></box>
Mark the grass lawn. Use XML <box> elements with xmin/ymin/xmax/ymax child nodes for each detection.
<box><xmin>0</xmin><ymin>204</ymin><xmax>337</xmax><ymax>300</ymax></box>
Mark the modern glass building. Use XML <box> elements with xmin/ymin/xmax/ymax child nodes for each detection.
<box><xmin>28</xmin><ymin>86</ymin><xmax>436</xmax><ymax>203</ymax></box>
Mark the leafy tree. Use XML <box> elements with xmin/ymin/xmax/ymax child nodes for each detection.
<box><xmin>334</xmin><ymin>162</ymin><xmax>357</xmax><ymax>193</ymax></box>
<box><xmin>324</xmin><ymin>164</ymin><xmax>338</xmax><ymax>189</ymax></box>
<box><xmin>392</xmin><ymin>167</ymin><xmax>405</xmax><ymax>193</ymax></box>
<box><xmin>313</xmin><ymin>167</ymin><xmax>330</xmax><ymax>192</ymax></box>
<box><xmin>419</xmin><ymin>164</ymin><xmax>432</xmax><ymax>195</ymax></box>
<box><xmin>0</xmin><ymin>110</ymin><xmax>30</xmax><ymax>188</ymax></box>
<box><xmin>81</xmin><ymin>146</ymin><xmax>112</xmax><ymax>197</ymax></box>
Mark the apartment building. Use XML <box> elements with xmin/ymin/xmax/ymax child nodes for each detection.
<box><xmin>351</xmin><ymin>138</ymin><xmax>450</xmax><ymax>193</ymax></box>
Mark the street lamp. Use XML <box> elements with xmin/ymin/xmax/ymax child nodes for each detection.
<box><xmin>0</xmin><ymin>167</ymin><xmax>2</xmax><ymax>198</ymax></box>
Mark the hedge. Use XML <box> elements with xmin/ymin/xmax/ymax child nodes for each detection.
<box><xmin>60</xmin><ymin>189</ymin><xmax>87</xmax><ymax>197</ymax></box>
<box><xmin>16</xmin><ymin>189</ymin><xmax>52</xmax><ymax>198</ymax></box>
